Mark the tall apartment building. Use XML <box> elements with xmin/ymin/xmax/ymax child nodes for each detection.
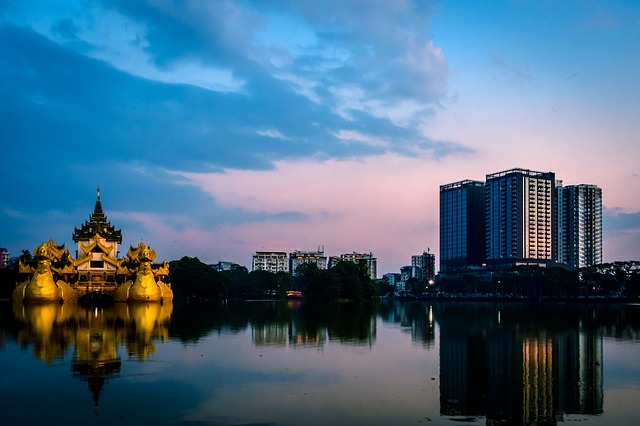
<box><xmin>411</xmin><ymin>250</ymin><xmax>436</xmax><ymax>282</ymax></box>
<box><xmin>439</xmin><ymin>180</ymin><xmax>486</xmax><ymax>274</ymax></box>
<box><xmin>485</xmin><ymin>168</ymin><xmax>556</xmax><ymax>268</ymax></box>
<box><xmin>289</xmin><ymin>248</ymin><xmax>327</xmax><ymax>276</ymax></box>
<box><xmin>331</xmin><ymin>252</ymin><xmax>377</xmax><ymax>280</ymax></box>
<box><xmin>557</xmin><ymin>184</ymin><xmax>603</xmax><ymax>269</ymax></box>
<box><xmin>441</xmin><ymin>169</ymin><xmax>603</xmax><ymax>274</ymax></box>
<box><xmin>252</xmin><ymin>251</ymin><xmax>289</xmax><ymax>273</ymax></box>
<box><xmin>554</xmin><ymin>179</ymin><xmax>566</xmax><ymax>264</ymax></box>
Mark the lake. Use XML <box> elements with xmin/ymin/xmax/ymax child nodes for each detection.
<box><xmin>1</xmin><ymin>299</ymin><xmax>639</xmax><ymax>425</ymax></box>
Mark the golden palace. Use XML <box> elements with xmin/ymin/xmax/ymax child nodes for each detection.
<box><xmin>13</xmin><ymin>188</ymin><xmax>173</xmax><ymax>304</ymax></box>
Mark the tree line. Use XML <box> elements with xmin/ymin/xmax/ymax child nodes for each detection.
<box><xmin>1</xmin><ymin>253</ymin><xmax>639</xmax><ymax>301</ymax></box>
<box><xmin>432</xmin><ymin>261</ymin><xmax>640</xmax><ymax>298</ymax></box>
<box><xmin>168</xmin><ymin>256</ymin><xmax>377</xmax><ymax>301</ymax></box>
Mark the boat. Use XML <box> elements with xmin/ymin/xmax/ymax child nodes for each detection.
<box><xmin>285</xmin><ymin>290</ymin><xmax>303</xmax><ymax>299</ymax></box>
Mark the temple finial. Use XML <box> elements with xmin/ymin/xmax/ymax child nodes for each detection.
<box><xmin>97</xmin><ymin>186</ymin><xmax>101</xmax><ymax>200</ymax></box>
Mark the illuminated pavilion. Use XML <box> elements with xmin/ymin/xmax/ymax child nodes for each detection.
<box><xmin>14</xmin><ymin>188</ymin><xmax>173</xmax><ymax>304</ymax></box>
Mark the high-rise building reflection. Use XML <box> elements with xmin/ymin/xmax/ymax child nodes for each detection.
<box><xmin>437</xmin><ymin>303</ymin><xmax>603</xmax><ymax>424</ymax></box>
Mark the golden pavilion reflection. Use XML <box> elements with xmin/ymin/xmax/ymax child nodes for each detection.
<box><xmin>13</xmin><ymin>301</ymin><xmax>172</xmax><ymax>412</ymax></box>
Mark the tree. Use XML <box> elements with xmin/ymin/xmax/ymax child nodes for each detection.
<box><xmin>168</xmin><ymin>257</ymin><xmax>229</xmax><ymax>299</ymax></box>
<box><xmin>274</xmin><ymin>271</ymin><xmax>295</xmax><ymax>298</ymax></box>
<box><xmin>247</xmin><ymin>270</ymin><xmax>277</xmax><ymax>296</ymax></box>
<box><xmin>405</xmin><ymin>277</ymin><xmax>422</xmax><ymax>296</ymax></box>
<box><xmin>0</xmin><ymin>257</ymin><xmax>19</xmax><ymax>299</ymax></box>
<box><xmin>376</xmin><ymin>276</ymin><xmax>395</xmax><ymax>297</ymax></box>
<box><xmin>296</xmin><ymin>263</ymin><xmax>329</xmax><ymax>301</ymax></box>
<box><xmin>219</xmin><ymin>264</ymin><xmax>249</xmax><ymax>297</ymax></box>
<box><xmin>299</xmin><ymin>261</ymin><xmax>375</xmax><ymax>302</ymax></box>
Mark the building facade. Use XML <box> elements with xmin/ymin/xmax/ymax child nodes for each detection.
<box><xmin>289</xmin><ymin>248</ymin><xmax>327</xmax><ymax>276</ymax></box>
<box><xmin>557</xmin><ymin>184</ymin><xmax>603</xmax><ymax>269</ymax></box>
<box><xmin>332</xmin><ymin>252</ymin><xmax>377</xmax><ymax>280</ymax></box>
<box><xmin>252</xmin><ymin>251</ymin><xmax>289</xmax><ymax>273</ymax></box>
<box><xmin>411</xmin><ymin>250</ymin><xmax>436</xmax><ymax>282</ymax></box>
<box><xmin>383</xmin><ymin>272</ymin><xmax>401</xmax><ymax>289</ymax></box>
<box><xmin>485</xmin><ymin>168</ymin><xmax>556</xmax><ymax>268</ymax></box>
<box><xmin>440</xmin><ymin>168</ymin><xmax>603</xmax><ymax>275</ymax></box>
<box><xmin>210</xmin><ymin>261</ymin><xmax>242</xmax><ymax>272</ymax></box>
<box><xmin>0</xmin><ymin>248</ymin><xmax>9</xmax><ymax>269</ymax></box>
<box><xmin>399</xmin><ymin>265</ymin><xmax>412</xmax><ymax>292</ymax></box>
<box><xmin>439</xmin><ymin>180</ymin><xmax>486</xmax><ymax>274</ymax></box>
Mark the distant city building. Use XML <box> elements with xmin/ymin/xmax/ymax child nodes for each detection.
<box><xmin>289</xmin><ymin>248</ymin><xmax>327</xmax><ymax>276</ymax></box>
<box><xmin>327</xmin><ymin>256</ymin><xmax>340</xmax><ymax>269</ymax></box>
<box><xmin>410</xmin><ymin>257</ymin><xmax>422</xmax><ymax>280</ymax></box>
<box><xmin>383</xmin><ymin>272</ymin><xmax>401</xmax><ymax>289</ymax></box>
<box><xmin>439</xmin><ymin>180</ymin><xmax>486</xmax><ymax>274</ymax></box>
<box><xmin>0</xmin><ymin>248</ymin><xmax>9</xmax><ymax>269</ymax></box>
<box><xmin>485</xmin><ymin>168</ymin><xmax>556</xmax><ymax>268</ymax></box>
<box><xmin>332</xmin><ymin>252</ymin><xmax>377</xmax><ymax>280</ymax></box>
<box><xmin>252</xmin><ymin>251</ymin><xmax>289</xmax><ymax>273</ymax></box>
<box><xmin>411</xmin><ymin>250</ymin><xmax>436</xmax><ymax>282</ymax></box>
<box><xmin>210</xmin><ymin>261</ymin><xmax>242</xmax><ymax>272</ymax></box>
<box><xmin>557</xmin><ymin>184</ymin><xmax>603</xmax><ymax>269</ymax></box>
<box><xmin>400</xmin><ymin>265</ymin><xmax>412</xmax><ymax>282</ymax></box>
<box><xmin>395</xmin><ymin>266</ymin><xmax>411</xmax><ymax>292</ymax></box>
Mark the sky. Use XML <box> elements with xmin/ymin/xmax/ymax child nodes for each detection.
<box><xmin>1</xmin><ymin>0</ymin><xmax>639</xmax><ymax>275</ymax></box>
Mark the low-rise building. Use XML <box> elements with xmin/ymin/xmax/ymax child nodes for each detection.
<box><xmin>289</xmin><ymin>248</ymin><xmax>327</xmax><ymax>276</ymax></box>
<box><xmin>252</xmin><ymin>251</ymin><xmax>289</xmax><ymax>273</ymax></box>
<box><xmin>210</xmin><ymin>261</ymin><xmax>242</xmax><ymax>272</ymax></box>
<box><xmin>0</xmin><ymin>248</ymin><xmax>9</xmax><ymax>269</ymax></box>
<box><xmin>332</xmin><ymin>252</ymin><xmax>377</xmax><ymax>280</ymax></box>
<box><xmin>383</xmin><ymin>272</ymin><xmax>401</xmax><ymax>288</ymax></box>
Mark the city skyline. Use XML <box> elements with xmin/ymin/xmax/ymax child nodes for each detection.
<box><xmin>1</xmin><ymin>1</ymin><xmax>639</xmax><ymax>274</ymax></box>
<box><xmin>439</xmin><ymin>168</ymin><xmax>604</xmax><ymax>275</ymax></box>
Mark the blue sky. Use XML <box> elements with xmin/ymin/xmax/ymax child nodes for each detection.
<box><xmin>1</xmin><ymin>0</ymin><xmax>639</xmax><ymax>274</ymax></box>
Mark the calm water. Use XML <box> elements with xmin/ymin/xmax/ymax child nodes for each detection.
<box><xmin>1</xmin><ymin>300</ymin><xmax>639</xmax><ymax>426</ymax></box>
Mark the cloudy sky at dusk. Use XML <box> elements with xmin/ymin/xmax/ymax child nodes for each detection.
<box><xmin>1</xmin><ymin>0</ymin><xmax>639</xmax><ymax>275</ymax></box>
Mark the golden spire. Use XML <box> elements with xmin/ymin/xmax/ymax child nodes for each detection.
<box><xmin>72</xmin><ymin>187</ymin><xmax>122</xmax><ymax>243</ymax></box>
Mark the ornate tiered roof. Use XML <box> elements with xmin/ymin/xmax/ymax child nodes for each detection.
<box><xmin>72</xmin><ymin>188</ymin><xmax>122</xmax><ymax>243</ymax></box>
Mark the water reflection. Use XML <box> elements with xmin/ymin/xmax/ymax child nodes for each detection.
<box><xmin>5</xmin><ymin>300</ymin><xmax>640</xmax><ymax>424</ymax></box>
<box><xmin>11</xmin><ymin>302</ymin><xmax>172</xmax><ymax>411</ymax></box>
<box><xmin>187</xmin><ymin>300</ymin><xmax>634</xmax><ymax>424</ymax></box>
<box><xmin>170</xmin><ymin>300</ymin><xmax>378</xmax><ymax>347</ymax></box>
<box><xmin>433</xmin><ymin>303</ymin><xmax>607</xmax><ymax>424</ymax></box>
<box><xmin>378</xmin><ymin>300</ymin><xmax>436</xmax><ymax>347</ymax></box>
